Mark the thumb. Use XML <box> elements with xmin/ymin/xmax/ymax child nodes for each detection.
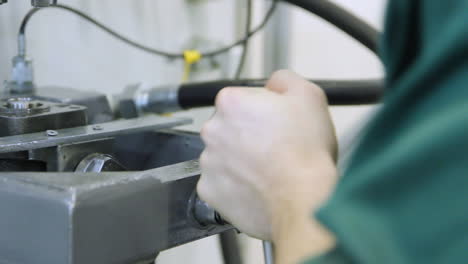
<box><xmin>266</xmin><ymin>70</ymin><xmax>321</xmax><ymax>97</ymax></box>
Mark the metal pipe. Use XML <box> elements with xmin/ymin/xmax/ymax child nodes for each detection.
<box><xmin>263</xmin><ymin>241</ymin><xmax>275</xmax><ymax>264</ymax></box>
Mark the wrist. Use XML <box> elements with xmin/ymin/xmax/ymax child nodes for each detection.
<box><xmin>269</xmin><ymin>153</ymin><xmax>337</xmax><ymax>219</ymax></box>
<box><xmin>269</xmin><ymin>157</ymin><xmax>337</xmax><ymax>262</ymax></box>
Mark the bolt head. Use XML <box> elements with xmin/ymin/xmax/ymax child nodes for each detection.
<box><xmin>92</xmin><ymin>125</ymin><xmax>103</xmax><ymax>131</ymax></box>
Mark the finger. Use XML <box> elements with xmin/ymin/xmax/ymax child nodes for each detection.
<box><xmin>266</xmin><ymin>70</ymin><xmax>323</xmax><ymax>99</ymax></box>
<box><xmin>200</xmin><ymin>118</ymin><xmax>217</xmax><ymax>147</ymax></box>
<box><xmin>214</xmin><ymin>87</ymin><xmax>243</xmax><ymax>114</ymax></box>
<box><xmin>214</xmin><ymin>87</ymin><xmax>266</xmax><ymax>115</ymax></box>
<box><xmin>198</xmin><ymin>151</ymin><xmax>223</xmax><ymax>207</ymax></box>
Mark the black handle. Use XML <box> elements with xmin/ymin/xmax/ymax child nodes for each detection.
<box><xmin>178</xmin><ymin>79</ymin><xmax>384</xmax><ymax>109</ymax></box>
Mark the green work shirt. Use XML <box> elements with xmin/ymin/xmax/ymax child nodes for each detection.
<box><xmin>305</xmin><ymin>1</ymin><xmax>468</xmax><ymax>263</ymax></box>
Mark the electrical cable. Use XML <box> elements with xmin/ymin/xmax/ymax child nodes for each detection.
<box><xmin>18</xmin><ymin>2</ymin><xmax>278</xmax><ymax>59</ymax></box>
<box><xmin>234</xmin><ymin>0</ymin><xmax>253</xmax><ymax>79</ymax></box>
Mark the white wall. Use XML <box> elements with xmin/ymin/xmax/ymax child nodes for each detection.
<box><xmin>0</xmin><ymin>1</ymin><xmax>387</xmax><ymax>263</ymax></box>
<box><xmin>0</xmin><ymin>0</ymin><xmax>237</xmax><ymax>92</ymax></box>
<box><xmin>287</xmin><ymin>0</ymin><xmax>387</xmax><ymax>150</ymax></box>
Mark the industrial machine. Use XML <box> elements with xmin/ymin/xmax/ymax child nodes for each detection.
<box><xmin>0</xmin><ymin>1</ymin><xmax>382</xmax><ymax>263</ymax></box>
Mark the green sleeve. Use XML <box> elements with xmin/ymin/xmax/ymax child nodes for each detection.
<box><xmin>304</xmin><ymin>0</ymin><xmax>468</xmax><ymax>263</ymax></box>
<box><xmin>303</xmin><ymin>248</ymin><xmax>353</xmax><ymax>264</ymax></box>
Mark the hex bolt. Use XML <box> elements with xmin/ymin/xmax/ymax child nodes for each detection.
<box><xmin>188</xmin><ymin>192</ymin><xmax>227</xmax><ymax>228</ymax></box>
<box><xmin>46</xmin><ymin>130</ymin><xmax>58</xmax><ymax>137</ymax></box>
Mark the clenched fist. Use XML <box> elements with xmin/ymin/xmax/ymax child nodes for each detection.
<box><xmin>197</xmin><ymin>70</ymin><xmax>338</xmax><ymax>263</ymax></box>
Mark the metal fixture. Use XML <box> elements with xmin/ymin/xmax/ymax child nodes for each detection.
<box><xmin>0</xmin><ymin>97</ymin><xmax>49</xmax><ymax>115</ymax></box>
<box><xmin>116</xmin><ymin>83</ymin><xmax>181</xmax><ymax>118</ymax></box>
<box><xmin>189</xmin><ymin>192</ymin><xmax>227</xmax><ymax>228</ymax></box>
<box><xmin>31</xmin><ymin>0</ymin><xmax>58</xmax><ymax>7</ymax></box>
<box><xmin>0</xmin><ymin>115</ymin><xmax>190</xmax><ymax>153</ymax></box>
<box><xmin>75</xmin><ymin>153</ymin><xmax>126</xmax><ymax>172</ymax></box>
<box><xmin>0</xmin><ymin>98</ymin><xmax>87</xmax><ymax>137</ymax></box>
<box><xmin>5</xmin><ymin>56</ymin><xmax>35</xmax><ymax>95</ymax></box>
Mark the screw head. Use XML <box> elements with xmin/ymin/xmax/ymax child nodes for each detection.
<box><xmin>92</xmin><ymin>125</ymin><xmax>103</xmax><ymax>131</ymax></box>
<box><xmin>46</xmin><ymin>130</ymin><xmax>58</xmax><ymax>137</ymax></box>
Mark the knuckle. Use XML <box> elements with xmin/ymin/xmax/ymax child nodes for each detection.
<box><xmin>313</xmin><ymin>85</ymin><xmax>328</xmax><ymax>103</ymax></box>
<box><xmin>196</xmin><ymin>175</ymin><xmax>216</xmax><ymax>206</ymax></box>
<box><xmin>270</xmin><ymin>69</ymin><xmax>290</xmax><ymax>81</ymax></box>
<box><xmin>196</xmin><ymin>177</ymin><xmax>210</xmax><ymax>201</ymax></box>
<box><xmin>267</xmin><ymin>70</ymin><xmax>289</xmax><ymax>87</ymax></box>
<box><xmin>215</xmin><ymin>88</ymin><xmax>233</xmax><ymax>110</ymax></box>
<box><xmin>199</xmin><ymin>151</ymin><xmax>209</xmax><ymax>167</ymax></box>
<box><xmin>306</xmin><ymin>82</ymin><xmax>328</xmax><ymax>103</ymax></box>
<box><xmin>215</xmin><ymin>87</ymin><xmax>245</xmax><ymax>112</ymax></box>
<box><xmin>200</xmin><ymin>121</ymin><xmax>214</xmax><ymax>142</ymax></box>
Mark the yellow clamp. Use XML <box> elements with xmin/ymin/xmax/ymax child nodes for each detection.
<box><xmin>182</xmin><ymin>50</ymin><xmax>202</xmax><ymax>82</ymax></box>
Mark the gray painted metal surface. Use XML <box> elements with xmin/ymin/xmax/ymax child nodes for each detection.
<box><xmin>36</xmin><ymin>86</ymin><xmax>115</xmax><ymax>124</ymax></box>
<box><xmin>0</xmin><ymin>115</ymin><xmax>191</xmax><ymax>153</ymax></box>
<box><xmin>0</xmin><ymin>160</ymin><xmax>231</xmax><ymax>264</ymax></box>
<box><xmin>0</xmin><ymin>168</ymin><xmax>167</xmax><ymax>264</ymax></box>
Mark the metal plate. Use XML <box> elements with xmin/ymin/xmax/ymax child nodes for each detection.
<box><xmin>0</xmin><ymin>115</ymin><xmax>191</xmax><ymax>153</ymax></box>
<box><xmin>0</xmin><ymin>99</ymin><xmax>87</xmax><ymax>137</ymax></box>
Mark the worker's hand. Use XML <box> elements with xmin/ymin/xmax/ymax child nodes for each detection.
<box><xmin>197</xmin><ymin>70</ymin><xmax>338</xmax><ymax>247</ymax></box>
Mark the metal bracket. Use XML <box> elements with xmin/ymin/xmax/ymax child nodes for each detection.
<box><xmin>0</xmin><ymin>115</ymin><xmax>191</xmax><ymax>153</ymax></box>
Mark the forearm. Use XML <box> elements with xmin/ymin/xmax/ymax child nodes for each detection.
<box><xmin>271</xmin><ymin>158</ymin><xmax>338</xmax><ymax>264</ymax></box>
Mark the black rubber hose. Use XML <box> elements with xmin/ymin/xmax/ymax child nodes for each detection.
<box><xmin>178</xmin><ymin>1</ymin><xmax>382</xmax><ymax>110</ymax></box>
<box><xmin>178</xmin><ymin>79</ymin><xmax>383</xmax><ymax>108</ymax></box>
<box><xmin>282</xmin><ymin>0</ymin><xmax>380</xmax><ymax>55</ymax></box>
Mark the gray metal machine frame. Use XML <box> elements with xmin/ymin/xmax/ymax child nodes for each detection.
<box><xmin>0</xmin><ymin>86</ymin><xmax>232</xmax><ymax>264</ymax></box>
